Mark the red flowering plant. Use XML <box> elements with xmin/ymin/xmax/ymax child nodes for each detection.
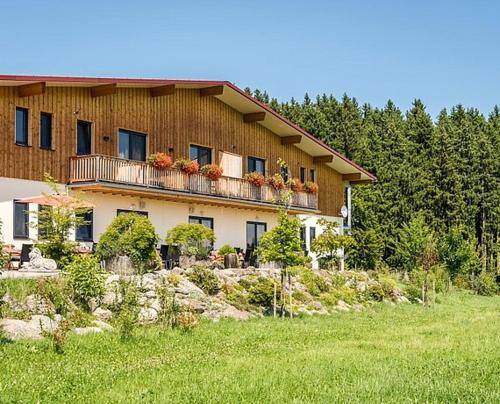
<box><xmin>303</xmin><ymin>181</ymin><xmax>319</xmax><ymax>194</ymax></box>
<box><xmin>146</xmin><ymin>152</ymin><xmax>173</xmax><ymax>170</ymax></box>
<box><xmin>200</xmin><ymin>164</ymin><xmax>223</xmax><ymax>181</ymax></box>
<box><xmin>288</xmin><ymin>178</ymin><xmax>304</xmax><ymax>192</ymax></box>
<box><xmin>267</xmin><ymin>173</ymin><xmax>286</xmax><ymax>190</ymax></box>
<box><xmin>244</xmin><ymin>171</ymin><xmax>266</xmax><ymax>187</ymax></box>
<box><xmin>174</xmin><ymin>158</ymin><xmax>200</xmax><ymax>176</ymax></box>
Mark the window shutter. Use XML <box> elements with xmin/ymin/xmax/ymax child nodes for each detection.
<box><xmin>219</xmin><ymin>151</ymin><xmax>242</xmax><ymax>178</ymax></box>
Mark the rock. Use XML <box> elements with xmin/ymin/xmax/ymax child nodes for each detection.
<box><xmin>138</xmin><ymin>307</ymin><xmax>158</xmax><ymax>323</ymax></box>
<box><xmin>175</xmin><ymin>279</ymin><xmax>205</xmax><ymax>297</ymax></box>
<box><xmin>351</xmin><ymin>303</ymin><xmax>364</xmax><ymax>312</ymax></box>
<box><xmin>92</xmin><ymin>320</ymin><xmax>114</xmax><ymax>332</ymax></box>
<box><xmin>19</xmin><ymin>248</ymin><xmax>58</xmax><ymax>272</ymax></box>
<box><xmin>395</xmin><ymin>295</ymin><xmax>410</xmax><ymax>304</ymax></box>
<box><xmin>148</xmin><ymin>299</ymin><xmax>162</xmax><ymax>312</ymax></box>
<box><xmin>102</xmin><ymin>291</ymin><xmax>120</xmax><ymax>306</ymax></box>
<box><xmin>74</xmin><ymin>327</ymin><xmax>103</xmax><ymax>335</ymax></box>
<box><xmin>335</xmin><ymin>300</ymin><xmax>350</xmax><ymax>312</ymax></box>
<box><xmin>144</xmin><ymin>290</ymin><xmax>157</xmax><ymax>299</ymax></box>
<box><xmin>106</xmin><ymin>255</ymin><xmax>135</xmax><ymax>275</ymax></box>
<box><xmin>220</xmin><ymin>305</ymin><xmax>250</xmax><ymax>320</ymax></box>
<box><xmin>93</xmin><ymin>307</ymin><xmax>113</xmax><ymax>321</ymax></box>
<box><xmin>105</xmin><ymin>274</ymin><xmax>121</xmax><ymax>286</ymax></box>
<box><xmin>356</xmin><ymin>282</ymin><xmax>368</xmax><ymax>293</ymax></box>
<box><xmin>179</xmin><ymin>255</ymin><xmax>195</xmax><ymax>269</ymax></box>
<box><xmin>0</xmin><ymin>315</ymin><xmax>58</xmax><ymax>340</ymax></box>
<box><xmin>24</xmin><ymin>295</ymin><xmax>54</xmax><ymax>315</ymax></box>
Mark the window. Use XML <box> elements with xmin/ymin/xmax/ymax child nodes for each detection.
<box><xmin>189</xmin><ymin>216</ymin><xmax>214</xmax><ymax>229</ymax></box>
<box><xmin>119</xmin><ymin>129</ymin><xmax>146</xmax><ymax>161</ymax></box>
<box><xmin>15</xmin><ymin>107</ymin><xmax>29</xmax><ymax>145</ymax></box>
<box><xmin>280</xmin><ymin>165</ymin><xmax>289</xmax><ymax>182</ymax></box>
<box><xmin>309</xmin><ymin>226</ymin><xmax>316</xmax><ymax>247</ymax></box>
<box><xmin>300</xmin><ymin>226</ymin><xmax>307</xmax><ymax>252</ymax></box>
<box><xmin>13</xmin><ymin>201</ymin><xmax>29</xmax><ymax>238</ymax></box>
<box><xmin>76</xmin><ymin>209</ymin><xmax>93</xmax><ymax>241</ymax></box>
<box><xmin>246</xmin><ymin>221</ymin><xmax>267</xmax><ymax>250</ymax></box>
<box><xmin>190</xmin><ymin>144</ymin><xmax>212</xmax><ymax>166</ymax></box>
<box><xmin>40</xmin><ymin>112</ymin><xmax>52</xmax><ymax>149</ymax></box>
<box><xmin>117</xmin><ymin>209</ymin><xmax>148</xmax><ymax>217</ymax></box>
<box><xmin>300</xmin><ymin>167</ymin><xmax>306</xmax><ymax>183</ymax></box>
<box><xmin>77</xmin><ymin>120</ymin><xmax>92</xmax><ymax>155</ymax></box>
<box><xmin>38</xmin><ymin>205</ymin><xmax>51</xmax><ymax>239</ymax></box>
<box><xmin>310</xmin><ymin>169</ymin><xmax>316</xmax><ymax>182</ymax></box>
<box><xmin>248</xmin><ymin>157</ymin><xmax>265</xmax><ymax>175</ymax></box>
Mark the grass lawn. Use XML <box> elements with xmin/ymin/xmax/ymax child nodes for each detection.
<box><xmin>1</xmin><ymin>291</ymin><xmax>499</xmax><ymax>403</ymax></box>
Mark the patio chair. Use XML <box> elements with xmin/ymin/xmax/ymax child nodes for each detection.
<box><xmin>19</xmin><ymin>244</ymin><xmax>33</xmax><ymax>267</ymax></box>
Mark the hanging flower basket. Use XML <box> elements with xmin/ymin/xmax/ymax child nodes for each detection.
<box><xmin>146</xmin><ymin>152</ymin><xmax>173</xmax><ymax>170</ymax></box>
<box><xmin>174</xmin><ymin>158</ymin><xmax>200</xmax><ymax>176</ymax></box>
<box><xmin>267</xmin><ymin>173</ymin><xmax>286</xmax><ymax>190</ymax></box>
<box><xmin>200</xmin><ymin>164</ymin><xmax>224</xmax><ymax>181</ymax></box>
<box><xmin>244</xmin><ymin>172</ymin><xmax>266</xmax><ymax>187</ymax></box>
<box><xmin>289</xmin><ymin>178</ymin><xmax>304</xmax><ymax>192</ymax></box>
<box><xmin>303</xmin><ymin>181</ymin><xmax>319</xmax><ymax>194</ymax></box>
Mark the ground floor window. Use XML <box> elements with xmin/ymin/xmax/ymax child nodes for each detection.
<box><xmin>300</xmin><ymin>226</ymin><xmax>307</xmax><ymax>252</ymax></box>
<box><xmin>189</xmin><ymin>216</ymin><xmax>214</xmax><ymax>229</ymax></box>
<box><xmin>246</xmin><ymin>221</ymin><xmax>267</xmax><ymax>250</ymax></box>
<box><xmin>117</xmin><ymin>209</ymin><xmax>148</xmax><ymax>217</ymax></box>
<box><xmin>13</xmin><ymin>200</ymin><xmax>29</xmax><ymax>238</ymax></box>
<box><xmin>76</xmin><ymin>209</ymin><xmax>93</xmax><ymax>241</ymax></box>
<box><xmin>309</xmin><ymin>226</ymin><xmax>316</xmax><ymax>247</ymax></box>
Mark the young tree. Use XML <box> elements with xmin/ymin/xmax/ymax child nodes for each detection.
<box><xmin>256</xmin><ymin>209</ymin><xmax>308</xmax><ymax>268</ymax></box>
<box><xmin>0</xmin><ymin>219</ymin><xmax>8</xmax><ymax>269</ymax></box>
<box><xmin>311</xmin><ymin>219</ymin><xmax>354</xmax><ymax>270</ymax></box>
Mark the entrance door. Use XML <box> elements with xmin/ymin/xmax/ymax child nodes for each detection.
<box><xmin>246</xmin><ymin>221</ymin><xmax>267</xmax><ymax>250</ymax></box>
<box><xmin>77</xmin><ymin>121</ymin><xmax>92</xmax><ymax>155</ymax></box>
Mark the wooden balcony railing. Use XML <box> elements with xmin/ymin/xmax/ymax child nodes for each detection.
<box><xmin>69</xmin><ymin>155</ymin><xmax>318</xmax><ymax>210</ymax></box>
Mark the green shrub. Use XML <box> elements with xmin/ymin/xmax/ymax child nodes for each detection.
<box><xmin>165</xmin><ymin>273</ymin><xmax>181</xmax><ymax>287</ymax></box>
<box><xmin>112</xmin><ymin>280</ymin><xmax>140</xmax><ymax>340</ymax></box>
<box><xmin>35</xmin><ymin>277</ymin><xmax>72</xmax><ymax>315</ymax></box>
<box><xmin>96</xmin><ymin>213</ymin><xmax>160</xmax><ymax>273</ymax></box>
<box><xmin>248</xmin><ymin>277</ymin><xmax>278</xmax><ymax>307</ymax></box>
<box><xmin>439</xmin><ymin>226</ymin><xmax>480</xmax><ymax>279</ymax></box>
<box><xmin>470</xmin><ymin>272</ymin><xmax>499</xmax><ymax>296</ymax></box>
<box><xmin>65</xmin><ymin>255</ymin><xmax>105</xmax><ymax>311</ymax></box>
<box><xmin>292</xmin><ymin>290</ymin><xmax>311</xmax><ymax>303</ymax></box>
<box><xmin>166</xmin><ymin>224</ymin><xmax>215</xmax><ymax>259</ymax></box>
<box><xmin>225</xmin><ymin>289</ymin><xmax>251</xmax><ymax>312</ymax></box>
<box><xmin>320</xmin><ymin>286</ymin><xmax>358</xmax><ymax>307</ymax></box>
<box><xmin>218</xmin><ymin>244</ymin><xmax>236</xmax><ymax>256</ymax></box>
<box><xmin>156</xmin><ymin>281</ymin><xmax>180</xmax><ymax>328</ymax></box>
<box><xmin>367</xmin><ymin>284</ymin><xmax>385</xmax><ymax>301</ymax></box>
<box><xmin>410</xmin><ymin>265</ymin><xmax>450</xmax><ymax>294</ymax></box>
<box><xmin>187</xmin><ymin>265</ymin><xmax>220</xmax><ymax>295</ymax></box>
<box><xmin>298</xmin><ymin>268</ymin><xmax>329</xmax><ymax>296</ymax></box>
<box><xmin>0</xmin><ymin>220</ymin><xmax>8</xmax><ymax>270</ymax></box>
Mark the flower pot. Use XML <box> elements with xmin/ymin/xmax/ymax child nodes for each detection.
<box><xmin>224</xmin><ymin>253</ymin><xmax>238</xmax><ymax>269</ymax></box>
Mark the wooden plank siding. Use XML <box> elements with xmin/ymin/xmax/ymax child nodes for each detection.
<box><xmin>0</xmin><ymin>86</ymin><xmax>344</xmax><ymax>216</ymax></box>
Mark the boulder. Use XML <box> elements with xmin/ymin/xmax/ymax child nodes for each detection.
<box><xmin>93</xmin><ymin>307</ymin><xmax>113</xmax><ymax>321</ymax></box>
<box><xmin>334</xmin><ymin>300</ymin><xmax>351</xmax><ymax>312</ymax></box>
<box><xmin>24</xmin><ymin>295</ymin><xmax>54</xmax><ymax>315</ymax></box>
<box><xmin>92</xmin><ymin>320</ymin><xmax>114</xmax><ymax>332</ymax></box>
<box><xmin>138</xmin><ymin>307</ymin><xmax>158</xmax><ymax>323</ymax></box>
<box><xmin>106</xmin><ymin>255</ymin><xmax>135</xmax><ymax>275</ymax></box>
<box><xmin>0</xmin><ymin>315</ymin><xmax>58</xmax><ymax>340</ymax></box>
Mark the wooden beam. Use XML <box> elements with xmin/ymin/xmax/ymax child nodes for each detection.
<box><xmin>18</xmin><ymin>82</ymin><xmax>46</xmax><ymax>97</ymax></box>
<box><xmin>243</xmin><ymin>112</ymin><xmax>266</xmax><ymax>123</ymax></box>
<box><xmin>342</xmin><ymin>173</ymin><xmax>361</xmax><ymax>181</ymax></box>
<box><xmin>281</xmin><ymin>135</ymin><xmax>302</xmax><ymax>145</ymax></box>
<box><xmin>199</xmin><ymin>86</ymin><xmax>224</xmax><ymax>97</ymax></box>
<box><xmin>150</xmin><ymin>84</ymin><xmax>176</xmax><ymax>97</ymax></box>
<box><xmin>351</xmin><ymin>179</ymin><xmax>373</xmax><ymax>185</ymax></box>
<box><xmin>313</xmin><ymin>155</ymin><xmax>333</xmax><ymax>164</ymax></box>
<box><xmin>90</xmin><ymin>83</ymin><xmax>117</xmax><ymax>98</ymax></box>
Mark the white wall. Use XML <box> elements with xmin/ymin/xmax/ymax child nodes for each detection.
<box><xmin>0</xmin><ymin>177</ymin><xmax>55</xmax><ymax>247</ymax></box>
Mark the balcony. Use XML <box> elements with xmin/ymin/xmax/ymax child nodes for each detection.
<box><xmin>69</xmin><ymin>155</ymin><xmax>318</xmax><ymax>212</ymax></box>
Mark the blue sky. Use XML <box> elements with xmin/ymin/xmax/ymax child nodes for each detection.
<box><xmin>1</xmin><ymin>0</ymin><xmax>498</xmax><ymax>117</ymax></box>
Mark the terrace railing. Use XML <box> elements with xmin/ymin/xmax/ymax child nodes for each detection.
<box><xmin>69</xmin><ymin>155</ymin><xmax>318</xmax><ymax>210</ymax></box>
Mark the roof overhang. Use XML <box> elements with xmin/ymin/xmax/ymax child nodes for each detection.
<box><xmin>0</xmin><ymin>74</ymin><xmax>376</xmax><ymax>182</ymax></box>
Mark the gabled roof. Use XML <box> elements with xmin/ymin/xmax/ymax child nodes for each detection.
<box><xmin>0</xmin><ymin>74</ymin><xmax>375</xmax><ymax>181</ymax></box>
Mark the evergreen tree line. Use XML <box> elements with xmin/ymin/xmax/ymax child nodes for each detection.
<box><xmin>246</xmin><ymin>88</ymin><xmax>499</xmax><ymax>276</ymax></box>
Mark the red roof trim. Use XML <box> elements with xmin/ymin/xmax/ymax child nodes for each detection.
<box><xmin>0</xmin><ymin>74</ymin><xmax>376</xmax><ymax>180</ymax></box>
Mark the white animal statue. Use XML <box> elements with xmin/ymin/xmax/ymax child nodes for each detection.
<box><xmin>20</xmin><ymin>248</ymin><xmax>58</xmax><ymax>272</ymax></box>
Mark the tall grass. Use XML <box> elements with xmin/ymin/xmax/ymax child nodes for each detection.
<box><xmin>0</xmin><ymin>291</ymin><xmax>498</xmax><ymax>403</ymax></box>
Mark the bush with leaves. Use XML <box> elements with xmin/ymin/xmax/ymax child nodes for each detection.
<box><xmin>186</xmin><ymin>265</ymin><xmax>220</xmax><ymax>295</ymax></box>
<box><xmin>218</xmin><ymin>244</ymin><xmax>236</xmax><ymax>256</ymax></box>
<box><xmin>256</xmin><ymin>209</ymin><xmax>308</xmax><ymax>268</ymax></box>
<box><xmin>248</xmin><ymin>277</ymin><xmax>278</xmax><ymax>307</ymax></box>
<box><xmin>96</xmin><ymin>213</ymin><xmax>160</xmax><ymax>273</ymax></box>
<box><xmin>112</xmin><ymin>280</ymin><xmax>140</xmax><ymax>340</ymax></box>
<box><xmin>469</xmin><ymin>272</ymin><xmax>499</xmax><ymax>296</ymax></box>
<box><xmin>0</xmin><ymin>219</ymin><xmax>8</xmax><ymax>269</ymax></box>
<box><xmin>439</xmin><ymin>226</ymin><xmax>480</xmax><ymax>279</ymax></box>
<box><xmin>311</xmin><ymin>219</ymin><xmax>354</xmax><ymax>270</ymax></box>
<box><xmin>166</xmin><ymin>223</ymin><xmax>215</xmax><ymax>259</ymax></box>
<box><xmin>65</xmin><ymin>255</ymin><xmax>105</xmax><ymax>311</ymax></box>
<box><xmin>347</xmin><ymin>228</ymin><xmax>384</xmax><ymax>270</ymax></box>
<box><xmin>293</xmin><ymin>266</ymin><xmax>329</xmax><ymax>296</ymax></box>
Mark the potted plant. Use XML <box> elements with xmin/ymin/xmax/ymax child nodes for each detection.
<box><xmin>174</xmin><ymin>158</ymin><xmax>200</xmax><ymax>176</ymax></box>
<box><xmin>218</xmin><ymin>244</ymin><xmax>238</xmax><ymax>268</ymax></box>
<box><xmin>146</xmin><ymin>152</ymin><xmax>173</xmax><ymax>170</ymax></box>
<box><xmin>267</xmin><ymin>173</ymin><xmax>286</xmax><ymax>190</ymax></box>
<box><xmin>244</xmin><ymin>171</ymin><xmax>266</xmax><ymax>187</ymax></box>
<box><xmin>200</xmin><ymin>164</ymin><xmax>223</xmax><ymax>181</ymax></box>
<box><xmin>288</xmin><ymin>178</ymin><xmax>304</xmax><ymax>192</ymax></box>
<box><xmin>303</xmin><ymin>181</ymin><xmax>319</xmax><ymax>194</ymax></box>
